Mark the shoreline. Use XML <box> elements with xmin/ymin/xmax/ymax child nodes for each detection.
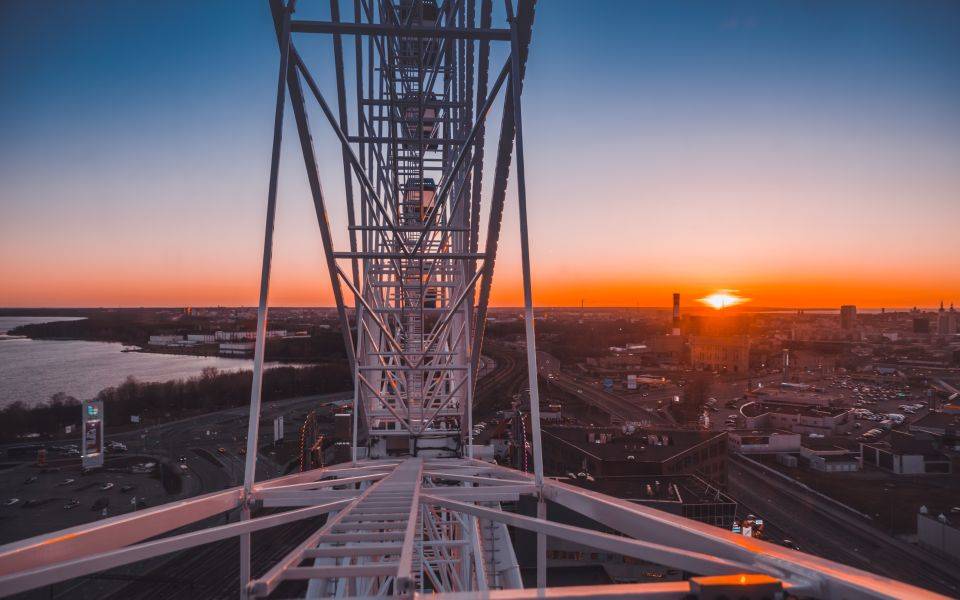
<box><xmin>5</xmin><ymin>333</ymin><xmax>319</xmax><ymax>364</ymax></box>
<box><xmin>0</xmin><ymin>337</ymin><xmax>319</xmax><ymax>411</ymax></box>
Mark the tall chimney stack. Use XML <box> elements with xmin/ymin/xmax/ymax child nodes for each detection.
<box><xmin>672</xmin><ymin>293</ymin><xmax>681</xmax><ymax>336</ymax></box>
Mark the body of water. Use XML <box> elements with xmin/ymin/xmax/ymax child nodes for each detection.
<box><xmin>0</xmin><ymin>316</ymin><xmax>279</xmax><ymax>408</ymax></box>
<box><xmin>0</xmin><ymin>315</ymin><xmax>86</xmax><ymax>334</ymax></box>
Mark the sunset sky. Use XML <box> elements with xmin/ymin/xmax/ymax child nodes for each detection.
<box><xmin>1</xmin><ymin>1</ymin><xmax>958</xmax><ymax>309</ymax></box>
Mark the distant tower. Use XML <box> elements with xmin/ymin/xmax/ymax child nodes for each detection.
<box><xmin>938</xmin><ymin>301</ymin><xmax>957</xmax><ymax>335</ymax></box>
<box><xmin>840</xmin><ymin>305</ymin><xmax>857</xmax><ymax>330</ymax></box>
<box><xmin>672</xmin><ymin>293</ymin><xmax>681</xmax><ymax>336</ymax></box>
<box><xmin>782</xmin><ymin>348</ymin><xmax>790</xmax><ymax>383</ymax></box>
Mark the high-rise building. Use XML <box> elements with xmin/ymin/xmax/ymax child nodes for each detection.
<box><xmin>840</xmin><ymin>305</ymin><xmax>857</xmax><ymax>330</ymax></box>
<box><xmin>690</xmin><ymin>335</ymin><xmax>750</xmax><ymax>374</ymax></box>
<box><xmin>937</xmin><ymin>302</ymin><xmax>957</xmax><ymax>336</ymax></box>
<box><xmin>672</xmin><ymin>292</ymin><xmax>681</xmax><ymax>336</ymax></box>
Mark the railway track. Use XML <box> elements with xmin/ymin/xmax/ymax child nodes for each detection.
<box><xmin>474</xmin><ymin>345</ymin><xmax>525</xmax><ymax>419</ymax></box>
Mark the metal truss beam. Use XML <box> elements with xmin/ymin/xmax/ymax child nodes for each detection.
<box><xmin>291</xmin><ymin>20</ymin><xmax>511</xmax><ymax>41</ymax></box>
<box><xmin>0</xmin><ymin>458</ymin><xmax>943</xmax><ymax>599</ymax></box>
<box><xmin>420</xmin><ymin>494</ymin><xmax>754</xmax><ymax>577</ymax></box>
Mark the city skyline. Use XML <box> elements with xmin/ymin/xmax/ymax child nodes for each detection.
<box><xmin>2</xmin><ymin>0</ymin><xmax>959</xmax><ymax>308</ymax></box>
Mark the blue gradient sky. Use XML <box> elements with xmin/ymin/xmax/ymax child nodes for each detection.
<box><xmin>2</xmin><ymin>1</ymin><xmax>959</xmax><ymax>307</ymax></box>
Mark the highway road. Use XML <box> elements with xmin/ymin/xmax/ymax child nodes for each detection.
<box><xmin>110</xmin><ymin>391</ymin><xmax>351</xmax><ymax>486</ymax></box>
<box><xmin>537</xmin><ymin>351</ymin><xmax>675</xmax><ymax>425</ymax></box>
<box><xmin>728</xmin><ymin>455</ymin><xmax>960</xmax><ymax>597</ymax></box>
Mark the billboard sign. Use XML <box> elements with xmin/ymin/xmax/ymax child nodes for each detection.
<box><xmin>82</xmin><ymin>399</ymin><xmax>104</xmax><ymax>469</ymax></box>
<box><xmin>273</xmin><ymin>415</ymin><xmax>284</xmax><ymax>443</ymax></box>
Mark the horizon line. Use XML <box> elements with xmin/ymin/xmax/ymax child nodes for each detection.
<box><xmin>0</xmin><ymin>305</ymin><xmax>948</xmax><ymax>312</ymax></box>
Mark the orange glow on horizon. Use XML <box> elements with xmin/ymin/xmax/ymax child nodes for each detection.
<box><xmin>1</xmin><ymin>255</ymin><xmax>958</xmax><ymax>309</ymax></box>
<box><xmin>698</xmin><ymin>290</ymin><xmax>750</xmax><ymax>310</ymax></box>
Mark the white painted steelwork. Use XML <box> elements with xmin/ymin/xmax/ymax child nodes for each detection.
<box><xmin>0</xmin><ymin>458</ymin><xmax>945</xmax><ymax>598</ymax></box>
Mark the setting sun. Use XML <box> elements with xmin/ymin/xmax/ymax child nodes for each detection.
<box><xmin>698</xmin><ymin>290</ymin><xmax>749</xmax><ymax>310</ymax></box>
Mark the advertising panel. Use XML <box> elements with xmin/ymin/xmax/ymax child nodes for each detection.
<box><xmin>273</xmin><ymin>415</ymin><xmax>285</xmax><ymax>443</ymax></box>
<box><xmin>81</xmin><ymin>399</ymin><xmax>104</xmax><ymax>469</ymax></box>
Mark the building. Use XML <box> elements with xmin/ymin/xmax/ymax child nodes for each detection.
<box><xmin>214</xmin><ymin>330</ymin><xmax>288</xmax><ymax>341</ymax></box>
<box><xmin>918</xmin><ymin>511</ymin><xmax>960</xmax><ymax>563</ymax></box>
<box><xmin>671</xmin><ymin>292</ymin><xmax>681</xmax><ymax>336</ymax></box>
<box><xmin>938</xmin><ymin>302</ymin><xmax>958</xmax><ymax>336</ymax></box>
<box><xmin>799</xmin><ymin>440</ymin><xmax>859</xmax><ymax>472</ymax></box>
<box><xmin>690</xmin><ymin>335</ymin><xmax>750</xmax><ymax>374</ymax></box>
<box><xmin>840</xmin><ymin>305</ymin><xmax>857</xmax><ymax>330</ymax></box>
<box><xmin>742</xmin><ymin>401</ymin><xmax>854</xmax><ymax>436</ymax></box>
<box><xmin>788</xmin><ymin>348</ymin><xmax>839</xmax><ymax>377</ymax></box>
<box><xmin>643</xmin><ymin>335</ymin><xmax>684</xmax><ymax>365</ymax></box>
<box><xmin>727</xmin><ymin>430</ymin><xmax>801</xmax><ymax>454</ymax></box>
<box><xmin>909</xmin><ymin>412</ymin><xmax>960</xmax><ymax>437</ymax></box>
<box><xmin>752</xmin><ymin>386</ymin><xmax>838</xmax><ymax>407</ymax></box>
<box><xmin>860</xmin><ymin>431</ymin><xmax>953</xmax><ymax>475</ymax></box>
<box><xmin>186</xmin><ymin>334</ymin><xmax>216</xmax><ymax>343</ymax></box>
<box><xmin>147</xmin><ymin>334</ymin><xmax>183</xmax><ymax>346</ymax></box>
<box><xmin>541</xmin><ymin>426</ymin><xmax>728</xmax><ymax>486</ymax></box>
<box><xmin>219</xmin><ymin>342</ymin><xmax>255</xmax><ymax>356</ymax></box>
<box><xmin>804</xmin><ymin>452</ymin><xmax>860</xmax><ymax>472</ymax></box>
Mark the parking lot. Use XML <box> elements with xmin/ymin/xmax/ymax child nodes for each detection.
<box><xmin>0</xmin><ymin>455</ymin><xmax>171</xmax><ymax>545</ymax></box>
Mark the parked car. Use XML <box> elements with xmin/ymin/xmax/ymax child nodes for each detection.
<box><xmin>63</xmin><ymin>499</ymin><xmax>80</xmax><ymax>510</ymax></box>
<box><xmin>106</xmin><ymin>441</ymin><xmax>127</xmax><ymax>453</ymax></box>
<box><xmin>782</xmin><ymin>539</ymin><xmax>801</xmax><ymax>551</ymax></box>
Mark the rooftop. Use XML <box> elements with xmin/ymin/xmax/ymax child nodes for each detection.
<box><xmin>819</xmin><ymin>453</ymin><xmax>860</xmax><ymax>463</ymax></box>
<box><xmin>743</xmin><ymin>401</ymin><xmax>851</xmax><ymax>418</ymax></box>
<box><xmin>911</xmin><ymin>412</ymin><xmax>960</xmax><ymax>431</ymax></box>
<box><xmin>801</xmin><ymin>438</ymin><xmax>850</xmax><ymax>452</ymax></box>
<box><xmin>862</xmin><ymin>432</ymin><xmax>949</xmax><ymax>459</ymax></box>
<box><xmin>543</xmin><ymin>426</ymin><xmax>724</xmax><ymax>463</ymax></box>
<box><xmin>749</xmin><ymin>388</ymin><xmax>839</xmax><ymax>406</ymax></box>
<box><xmin>727</xmin><ymin>428</ymin><xmax>798</xmax><ymax>437</ymax></box>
